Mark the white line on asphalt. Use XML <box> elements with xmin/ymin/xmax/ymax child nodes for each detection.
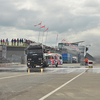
<box><xmin>39</xmin><ymin>71</ymin><xmax>85</xmax><ymax>100</ymax></box>
<box><xmin>0</xmin><ymin>73</ymin><xmax>35</xmax><ymax>80</ymax></box>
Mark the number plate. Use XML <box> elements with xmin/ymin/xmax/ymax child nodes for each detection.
<box><xmin>34</xmin><ymin>64</ymin><xmax>37</xmax><ymax>66</ymax></box>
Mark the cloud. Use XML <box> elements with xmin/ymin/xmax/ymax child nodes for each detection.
<box><xmin>0</xmin><ymin>0</ymin><xmax>100</xmax><ymax>56</ymax></box>
<box><xmin>64</xmin><ymin>27</ymin><xmax>100</xmax><ymax>56</ymax></box>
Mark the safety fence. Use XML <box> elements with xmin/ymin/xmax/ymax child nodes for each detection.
<box><xmin>0</xmin><ymin>54</ymin><xmax>22</xmax><ymax>63</ymax></box>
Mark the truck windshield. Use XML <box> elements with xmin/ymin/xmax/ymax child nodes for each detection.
<box><xmin>27</xmin><ymin>49</ymin><xmax>42</xmax><ymax>54</ymax></box>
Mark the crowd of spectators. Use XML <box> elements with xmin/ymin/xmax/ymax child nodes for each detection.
<box><xmin>0</xmin><ymin>38</ymin><xmax>9</xmax><ymax>45</ymax></box>
<box><xmin>0</xmin><ymin>38</ymin><xmax>35</xmax><ymax>46</ymax></box>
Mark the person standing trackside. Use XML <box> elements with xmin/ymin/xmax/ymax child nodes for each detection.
<box><xmin>85</xmin><ymin>58</ymin><xmax>88</xmax><ymax>65</ymax></box>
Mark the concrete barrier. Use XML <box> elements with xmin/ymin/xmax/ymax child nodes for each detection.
<box><xmin>0</xmin><ymin>63</ymin><xmax>9</xmax><ymax>67</ymax></box>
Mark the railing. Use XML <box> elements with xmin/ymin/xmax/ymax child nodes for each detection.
<box><xmin>0</xmin><ymin>42</ymin><xmax>61</xmax><ymax>53</ymax></box>
<box><xmin>0</xmin><ymin>42</ymin><xmax>29</xmax><ymax>47</ymax></box>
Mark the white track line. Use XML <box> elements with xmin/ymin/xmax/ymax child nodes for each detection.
<box><xmin>0</xmin><ymin>73</ymin><xmax>35</xmax><ymax>80</ymax></box>
<box><xmin>39</xmin><ymin>71</ymin><xmax>85</xmax><ymax>100</ymax></box>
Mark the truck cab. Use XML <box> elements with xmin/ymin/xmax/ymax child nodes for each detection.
<box><xmin>26</xmin><ymin>43</ymin><xmax>49</xmax><ymax>68</ymax></box>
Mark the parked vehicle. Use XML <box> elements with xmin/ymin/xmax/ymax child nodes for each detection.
<box><xmin>72</xmin><ymin>57</ymin><xmax>78</xmax><ymax>63</ymax></box>
<box><xmin>44</xmin><ymin>53</ymin><xmax>63</xmax><ymax>67</ymax></box>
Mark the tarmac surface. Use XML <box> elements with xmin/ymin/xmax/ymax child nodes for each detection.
<box><xmin>0</xmin><ymin>63</ymin><xmax>100</xmax><ymax>100</ymax></box>
<box><xmin>0</xmin><ymin>63</ymin><xmax>100</xmax><ymax>73</ymax></box>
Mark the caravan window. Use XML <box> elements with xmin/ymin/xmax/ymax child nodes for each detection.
<box><xmin>55</xmin><ymin>56</ymin><xmax>57</xmax><ymax>59</ymax></box>
<box><xmin>52</xmin><ymin>56</ymin><xmax>54</xmax><ymax>59</ymax></box>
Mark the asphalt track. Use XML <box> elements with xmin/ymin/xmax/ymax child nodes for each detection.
<box><xmin>0</xmin><ymin>63</ymin><xmax>100</xmax><ymax>100</ymax></box>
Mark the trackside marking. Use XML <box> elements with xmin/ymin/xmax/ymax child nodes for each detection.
<box><xmin>39</xmin><ymin>71</ymin><xmax>85</xmax><ymax>100</ymax></box>
<box><xmin>0</xmin><ymin>73</ymin><xmax>35</xmax><ymax>80</ymax></box>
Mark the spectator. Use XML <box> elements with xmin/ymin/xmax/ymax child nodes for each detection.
<box><xmin>6</xmin><ymin>38</ymin><xmax>9</xmax><ymax>45</ymax></box>
<box><xmin>24</xmin><ymin>39</ymin><xmax>27</xmax><ymax>47</ymax></box>
<box><xmin>17</xmin><ymin>38</ymin><xmax>19</xmax><ymax>46</ymax></box>
<box><xmin>1</xmin><ymin>39</ymin><xmax>2</xmax><ymax>45</ymax></box>
<box><xmin>22</xmin><ymin>38</ymin><xmax>23</xmax><ymax>43</ymax></box>
<box><xmin>20</xmin><ymin>38</ymin><xmax>22</xmax><ymax>44</ymax></box>
<box><xmin>3</xmin><ymin>39</ymin><xmax>5</xmax><ymax>44</ymax></box>
<box><xmin>11</xmin><ymin>39</ymin><xmax>13</xmax><ymax>45</ymax></box>
<box><xmin>14</xmin><ymin>39</ymin><xmax>16</xmax><ymax>46</ymax></box>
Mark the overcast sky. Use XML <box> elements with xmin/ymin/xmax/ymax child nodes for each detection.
<box><xmin>0</xmin><ymin>0</ymin><xmax>100</xmax><ymax>56</ymax></box>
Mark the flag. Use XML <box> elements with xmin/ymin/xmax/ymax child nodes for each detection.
<box><xmin>44</xmin><ymin>28</ymin><xmax>49</xmax><ymax>32</ymax></box>
<box><xmin>34</xmin><ymin>25</ymin><xmax>37</xmax><ymax>27</ymax></box>
<box><xmin>38</xmin><ymin>23</ymin><xmax>41</xmax><ymax>25</ymax></box>
<box><xmin>61</xmin><ymin>39</ymin><xmax>66</xmax><ymax>42</ymax></box>
<box><xmin>40</xmin><ymin>25</ymin><xmax>45</xmax><ymax>28</ymax></box>
<box><xmin>34</xmin><ymin>22</ymin><xmax>41</xmax><ymax>27</ymax></box>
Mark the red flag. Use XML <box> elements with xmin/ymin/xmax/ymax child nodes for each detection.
<box><xmin>40</xmin><ymin>25</ymin><xmax>45</xmax><ymax>28</ymax></box>
<box><xmin>34</xmin><ymin>25</ymin><xmax>37</xmax><ymax>27</ymax></box>
<box><xmin>44</xmin><ymin>28</ymin><xmax>49</xmax><ymax>32</ymax></box>
<box><xmin>61</xmin><ymin>39</ymin><xmax>66</xmax><ymax>42</ymax></box>
<box><xmin>38</xmin><ymin>23</ymin><xmax>41</xmax><ymax>25</ymax></box>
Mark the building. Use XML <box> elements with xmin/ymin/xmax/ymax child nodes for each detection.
<box><xmin>58</xmin><ymin>40</ymin><xmax>85</xmax><ymax>63</ymax></box>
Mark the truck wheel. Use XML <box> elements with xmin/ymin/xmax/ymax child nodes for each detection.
<box><xmin>42</xmin><ymin>65</ymin><xmax>45</xmax><ymax>68</ymax></box>
<box><xmin>56</xmin><ymin>63</ymin><xmax>58</xmax><ymax>67</ymax></box>
<box><xmin>47</xmin><ymin>64</ymin><xmax>49</xmax><ymax>67</ymax></box>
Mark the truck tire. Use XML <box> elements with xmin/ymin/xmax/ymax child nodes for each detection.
<box><xmin>42</xmin><ymin>61</ymin><xmax>49</xmax><ymax>67</ymax></box>
<box><xmin>56</xmin><ymin>63</ymin><xmax>58</xmax><ymax>67</ymax></box>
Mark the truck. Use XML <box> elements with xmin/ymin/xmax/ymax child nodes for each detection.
<box><xmin>26</xmin><ymin>43</ymin><xmax>48</xmax><ymax>68</ymax></box>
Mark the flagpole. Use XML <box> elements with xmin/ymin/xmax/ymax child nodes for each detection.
<box><xmin>56</xmin><ymin>34</ymin><xmax>58</xmax><ymax>48</ymax></box>
<box><xmin>38</xmin><ymin>21</ymin><xmax>42</xmax><ymax>42</ymax></box>
<box><xmin>42</xmin><ymin>27</ymin><xmax>45</xmax><ymax>44</ymax></box>
<box><xmin>45</xmin><ymin>31</ymin><xmax>48</xmax><ymax>45</ymax></box>
<box><xmin>45</xmin><ymin>28</ymin><xmax>49</xmax><ymax>45</ymax></box>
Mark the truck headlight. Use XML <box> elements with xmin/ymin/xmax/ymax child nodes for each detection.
<box><xmin>28</xmin><ymin>62</ymin><xmax>30</xmax><ymax>65</ymax></box>
<box><xmin>38</xmin><ymin>58</ymin><xmax>42</xmax><ymax>60</ymax></box>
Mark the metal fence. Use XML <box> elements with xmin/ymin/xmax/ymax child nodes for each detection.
<box><xmin>9</xmin><ymin>54</ymin><xmax>21</xmax><ymax>63</ymax></box>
